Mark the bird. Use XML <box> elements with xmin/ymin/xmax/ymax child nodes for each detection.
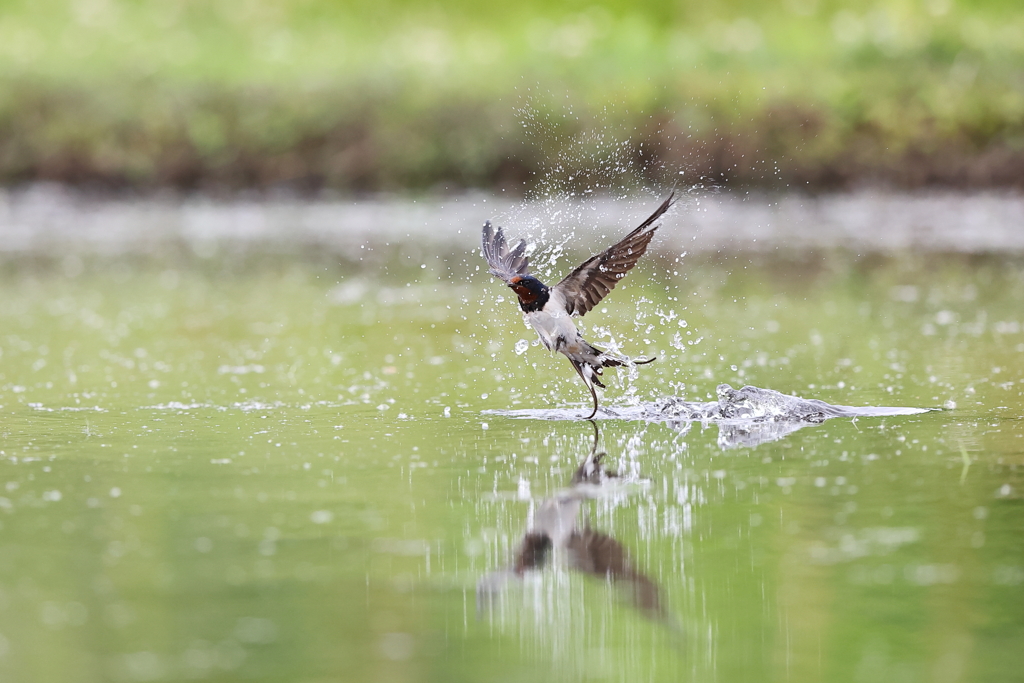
<box><xmin>481</xmin><ymin>193</ymin><xmax>676</xmax><ymax>418</ymax></box>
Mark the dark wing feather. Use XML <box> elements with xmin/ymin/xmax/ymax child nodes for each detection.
<box><xmin>481</xmin><ymin>221</ymin><xmax>531</xmax><ymax>283</ymax></box>
<box><xmin>553</xmin><ymin>193</ymin><xmax>676</xmax><ymax>317</ymax></box>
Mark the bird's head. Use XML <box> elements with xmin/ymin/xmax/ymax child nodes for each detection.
<box><xmin>508</xmin><ymin>276</ymin><xmax>548</xmax><ymax>306</ymax></box>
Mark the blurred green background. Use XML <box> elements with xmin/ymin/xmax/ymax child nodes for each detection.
<box><xmin>0</xmin><ymin>0</ymin><xmax>1022</xmax><ymax>193</ymax></box>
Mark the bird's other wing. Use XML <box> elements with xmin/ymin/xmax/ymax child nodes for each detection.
<box><xmin>481</xmin><ymin>221</ymin><xmax>531</xmax><ymax>283</ymax></box>
<box><xmin>552</xmin><ymin>192</ymin><xmax>676</xmax><ymax>317</ymax></box>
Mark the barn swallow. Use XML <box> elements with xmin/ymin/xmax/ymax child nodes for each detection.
<box><xmin>481</xmin><ymin>194</ymin><xmax>676</xmax><ymax>418</ymax></box>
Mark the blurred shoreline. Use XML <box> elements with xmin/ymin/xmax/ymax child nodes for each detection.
<box><xmin>2</xmin><ymin>81</ymin><xmax>1021</xmax><ymax>194</ymax></box>
<box><xmin>2</xmin><ymin>2</ymin><xmax>1022</xmax><ymax>194</ymax></box>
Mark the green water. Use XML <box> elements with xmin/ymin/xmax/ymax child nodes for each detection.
<box><xmin>0</xmin><ymin>250</ymin><xmax>1022</xmax><ymax>682</ymax></box>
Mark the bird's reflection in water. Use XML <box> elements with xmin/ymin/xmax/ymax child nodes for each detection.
<box><xmin>477</xmin><ymin>421</ymin><xmax>679</xmax><ymax>632</ymax></box>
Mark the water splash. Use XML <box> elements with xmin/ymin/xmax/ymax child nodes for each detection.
<box><xmin>484</xmin><ymin>383</ymin><xmax>934</xmax><ymax>449</ymax></box>
<box><xmin>652</xmin><ymin>384</ymin><xmax>930</xmax><ymax>421</ymax></box>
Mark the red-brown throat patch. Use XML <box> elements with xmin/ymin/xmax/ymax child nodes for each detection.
<box><xmin>508</xmin><ymin>277</ymin><xmax>535</xmax><ymax>302</ymax></box>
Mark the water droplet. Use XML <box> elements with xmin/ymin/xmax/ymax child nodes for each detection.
<box><xmin>310</xmin><ymin>510</ymin><xmax>334</xmax><ymax>524</ymax></box>
<box><xmin>514</xmin><ymin>339</ymin><xmax>529</xmax><ymax>355</ymax></box>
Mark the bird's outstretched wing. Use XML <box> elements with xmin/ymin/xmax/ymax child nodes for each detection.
<box><xmin>552</xmin><ymin>193</ymin><xmax>676</xmax><ymax>317</ymax></box>
<box><xmin>481</xmin><ymin>221</ymin><xmax>530</xmax><ymax>283</ymax></box>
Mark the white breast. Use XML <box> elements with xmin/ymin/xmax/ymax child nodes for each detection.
<box><xmin>524</xmin><ymin>291</ymin><xmax>580</xmax><ymax>353</ymax></box>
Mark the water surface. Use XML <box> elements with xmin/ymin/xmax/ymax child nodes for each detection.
<box><xmin>0</xmin><ymin>192</ymin><xmax>1022</xmax><ymax>682</ymax></box>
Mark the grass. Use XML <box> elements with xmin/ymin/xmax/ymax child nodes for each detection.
<box><xmin>0</xmin><ymin>0</ymin><xmax>1022</xmax><ymax>192</ymax></box>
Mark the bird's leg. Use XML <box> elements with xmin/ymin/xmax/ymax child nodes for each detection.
<box><xmin>588</xmin><ymin>419</ymin><xmax>600</xmax><ymax>457</ymax></box>
<box><xmin>570</xmin><ymin>359</ymin><xmax>600</xmax><ymax>419</ymax></box>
